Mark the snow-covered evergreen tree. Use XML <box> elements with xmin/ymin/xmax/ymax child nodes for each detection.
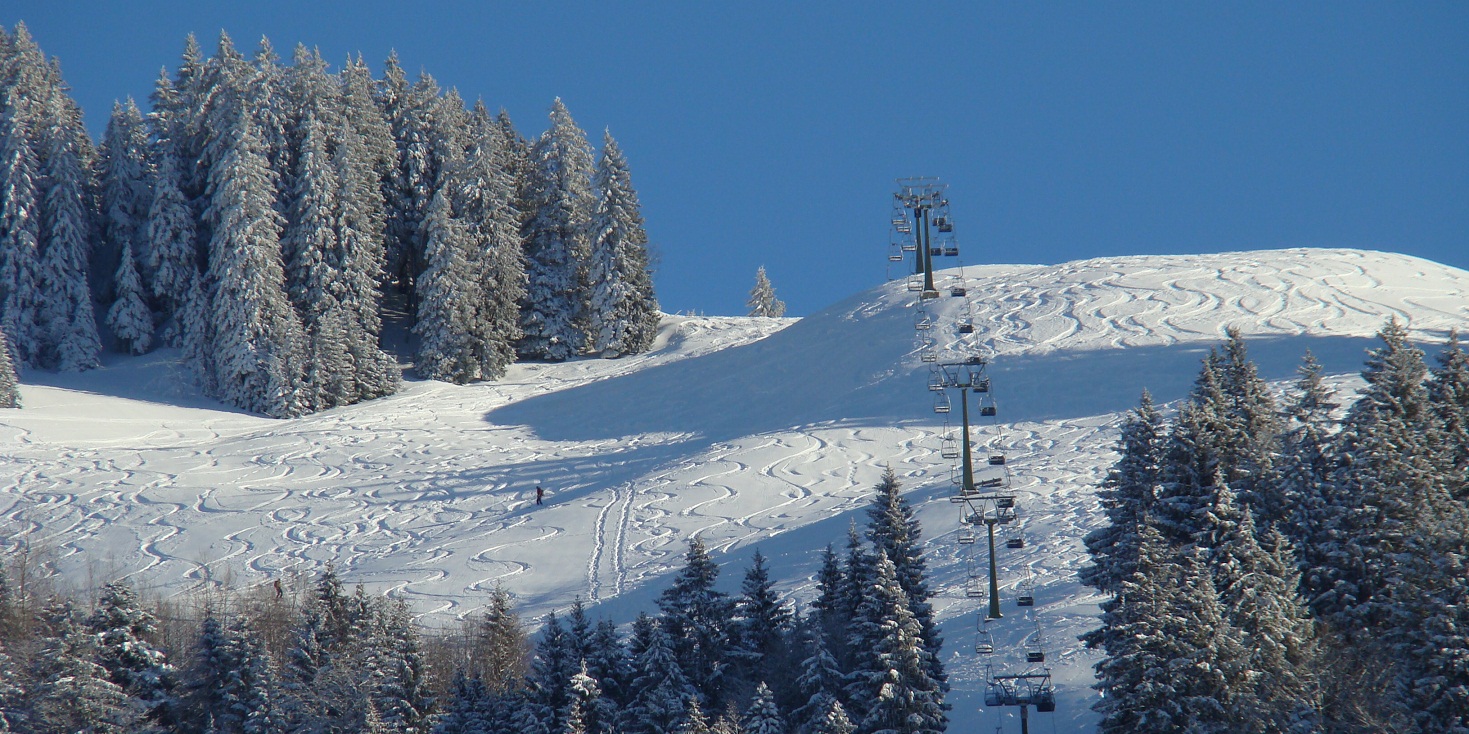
<box><xmin>746</xmin><ymin>267</ymin><xmax>785</xmax><ymax>318</ymax></box>
<box><xmin>804</xmin><ymin>698</ymin><xmax>854</xmax><ymax>734</ymax></box>
<box><xmin>414</xmin><ymin>187</ymin><xmax>480</xmax><ymax>382</ymax></box>
<box><xmin>28</xmin><ymin>600</ymin><xmax>141</xmax><ymax>733</ymax></box>
<box><xmin>790</xmin><ymin>620</ymin><xmax>846</xmax><ymax>734</ymax></box>
<box><xmin>0</xmin><ymin>327</ymin><xmax>18</xmax><ymax>408</ymax></box>
<box><xmin>862</xmin><ymin>467</ymin><xmax>944</xmax><ymax>692</ymax></box>
<box><xmin>186</xmin><ymin>614</ymin><xmax>281</xmax><ymax>734</ymax></box>
<box><xmin>370</xmin><ymin>597</ymin><xmax>436</xmax><ymax>734</ymax></box>
<box><xmin>809</xmin><ymin>545</ymin><xmax>848</xmax><ymax>667</ymax></box>
<box><xmin>842</xmin><ymin>553</ymin><xmax>945</xmax><ymax>734</ymax></box>
<box><xmin>729</xmin><ymin>549</ymin><xmax>794</xmax><ymax>692</ymax></box>
<box><xmin>1215</xmin><ymin>328</ymin><xmax>1281</xmax><ymax>509</ymax></box>
<box><xmin>467</xmin><ymin>583</ymin><xmax>530</xmax><ymax>694</ymax></box>
<box><xmin>456</xmin><ymin>101</ymin><xmax>524</xmax><ymax>380</ymax></box>
<box><xmin>1277</xmin><ymin>351</ymin><xmax>1342</xmax><ymax>599</ymax></box>
<box><xmin>740</xmin><ymin>682</ymin><xmax>785</xmax><ymax>734</ymax></box>
<box><xmin>143</xmin><ymin>148</ymin><xmax>199</xmax><ymax>346</ymax></box>
<box><xmin>1082</xmin><ymin>390</ymin><xmax>1165</xmax><ymax>595</ymax></box>
<box><xmin>572</xmin><ymin>621</ymin><xmax>622</xmax><ymax>711</ymax></box>
<box><xmin>657</xmin><ymin>537</ymin><xmax>734</xmax><ymax>706</ymax></box>
<box><xmin>1208</xmin><ymin>493</ymin><xmax>1322</xmax><ymax>731</ymax></box>
<box><xmin>331</xmin><ymin>114</ymin><xmax>400</xmax><ymax>400</ymax></box>
<box><xmin>519</xmin><ymin>98</ymin><xmax>595</xmax><ymax>361</ymax></box>
<box><xmin>623</xmin><ymin>616</ymin><xmax>696</xmax><ymax>734</ymax></box>
<box><xmin>0</xmin><ymin>89</ymin><xmax>43</xmax><ymax>368</ymax></box>
<box><xmin>1428</xmin><ymin>329</ymin><xmax>1469</xmax><ymax>500</ymax></box>
<box><xmin>202</xmin><ymin>99</ymin><xmax>308</xmax><ymax>418</ymax></box>
<box><xmin>107</xmin><ymin>243</ymin><xmax>154</xmax><ymax>354</ymax></box>
<box><xmin>435</xmin><ymin>673</ymin><xmax>491</xmax><ymax>734</ymax></box>
<box><xmin>35</xmin><ymin>89</ymin><xmax>102</xmax><ymax>372</ymax></box>
<box><xmin>1092</xmin><ymin>524</ymin><xmax>1245</xmax><ymax>734</ymax></box>
<box><xmin>564</xmin><ymin>662</ymin><xmax>616</xmax><ymax>734</ymax></box>
<box><xmin>96</xmin><ymin>98</ymin><xmax>154</xmax><ymax>301</ymax></box>
<box><xmin>587</xmin><ymin>131</ymin><xmax>659</xmax><ymax>356</ymax></box>
<box><xmin>88</xmin><ymin>582</ymin><xmax>176</xmax><ymax>727</ymax></box>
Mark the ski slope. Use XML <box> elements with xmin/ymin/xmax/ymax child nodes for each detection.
<box><xmin>3</xmin><ymin>247</ymin><xmax>1467</xmax><ymax>732</ymax></box>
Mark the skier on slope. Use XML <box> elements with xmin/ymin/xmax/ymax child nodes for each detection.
<box><xmin>536</xmin><ymin>485</ymin><xmax>545</xmax><ymax>505</ymax></box>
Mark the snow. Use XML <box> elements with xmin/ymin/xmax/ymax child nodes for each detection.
<box><xmin>3</xmin><ymin>247</ymin><xmax>1467</xmax><ymax>733</ymax></box>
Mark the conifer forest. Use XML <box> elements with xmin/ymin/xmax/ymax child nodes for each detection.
<box><xmin>0</xmin><ymin>23</ymin><xmax>660</xmax><ymax>418</ymax></box>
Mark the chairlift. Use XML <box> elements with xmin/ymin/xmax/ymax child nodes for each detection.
<box><xmin>951</xmin><ymin>286</ymin><xmax>968</xmax><ymax>298</ymax></box>
<box><xmin>941</xmin><ymin>437</ymin><xmax>961</xmax><ymax>459</ymax></box>
<box><xmin>915</xmin><ymin>312</ymin><xmax>932</xmax><ymax>331</ymax></box>
<box><xmin>958</xmin><ymin>322</ymin><xmax>975</xmax><ymax>334</ymax></box>
<box><xmin>930</xmin><ymin>247</ymin><xmax>944</xmax><ymax>257</ymax></box>
<box><xmin>942</xmin><ymin>242</ymin><xmax>959</xmax><ymax>256</ymax></box>
<box><xmin>888</xmin><ymin>248</ymin><xmax>904</xmax><ymax>263</ymax></box>
<box><xmin>920</xmin><ymin>289</ymin><xmax>940</xmax><ymax>301</ymax></box>
<box><xmin>933</xmin><ymin>392</ymin><xmax>951</xmax><ymax>414</ymax></box>
<box><xmin>979</xmin><ymin>477</ymin><xmax>1004</xmax><ymax>489</ymax></box>
<box><xmin>1026</xmin><ymin>622</ymin><xmax>1046</xmax><ymax>662</ymax></box>
<box><xmin>1027</xmin><ymin>649</ymin><xmax>1045</xmax><ymax>663</ymax></box>
<box><xmin>958</xmin><ymin>524</ymin><xmax>976</xmax><ymax>545</ymax></box>
<box><xmin>921</xmin><ymin>347</ymin><xmax>938</xmax><ymax>362</ymax></box>
<box><xmin>975</xmin><ymin>624</ymin><xmax>995</xmax><ymax>655</ymax></box>
<box><xmin>965</xmin><ymin>575</ymin><xmax>985</xmax><ymax>597</ymax></box>
<box><xmin>980</xmin><ymin>405</ymin><xmax>997</xmax><ymax>417</ymax></box>
<box><xmin>1017</xmin><ymin>572</ymin><xmax>1036</xmax><ymax>607</ymax></box>
<box><xmin>906</xmin><ymin>274</ymin><xmax>923</xmax><ymax>292</ymax></box>
<box><xmin>1006</xmin><ymin>534</ymin><xmax>1025</xmax><ymax>550</ymax></box>
<box><xmin>987</xmin><ymin>455</ymin><xmax>1006</xmax><ymax>466</ymax></box>
<box><xmin>928</xmin><ymin>372</ymin><xmax>946</xmax><ymax>392</ymax></box>
<box><xmin>972</xmin><ymin>378</ymin><xmax>990</xmax><ymax>393</ymax></box>
<box><xmin>995</xmin><ymin>496</ymin><xmax>1015</xmax><ymax>509</ymax></box>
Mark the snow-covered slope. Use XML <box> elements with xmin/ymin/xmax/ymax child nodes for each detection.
<box><xmin>3</xmin><ymin>247</ymin><xmax>1466</xmax><ymax>732</ymax></box>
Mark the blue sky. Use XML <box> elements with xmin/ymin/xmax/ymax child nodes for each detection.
<box><xmin>8</xmin><ymin>2</ymin><xmax>1467</xmax><ymax>316</ymax></box>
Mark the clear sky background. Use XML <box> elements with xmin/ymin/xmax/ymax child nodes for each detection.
<box><xmin>7</xmin><ymin>2</ymin><xmax>1467</xmax><ymax>316</ymax></box>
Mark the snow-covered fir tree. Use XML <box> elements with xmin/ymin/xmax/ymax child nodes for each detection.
<box><xmin>0</xmin><ymin>86</ymin><xmax>43</xmax><ymax>368</ymax></box>
<box><xmin>142</xmin><ymin>148</ymin><xmax>199</xmax><ymax>346</ymax></box>
<box><xmin>96</xmin><ymin>98</ymin><xmax>154</xmax><ymax>301</ymax></box>
<box><xmin>0</xmin><ymin>327</ymin><xmax>19</xmax><ymax>408</ymax></box>
<box><xmin>622</xmin><ymin>615</ymin><xmax>696</xmax><ymax>734</ymax></box>
<box><xmin>790</xmin><ymin>620</ymin><xmax>846</xmax><ymax>734</ymax></box>
<box><xmin>35</xmin><ymin>88</ymin><xmax>103</xmax><ymax>371</ymax></box>
<box><xmin>1081</xmin><ymin>390</ymin><xmax>1165</xmax><ymax>596</ymax></box>
<box><xmin>842</xmin><ymin>552</ymin><xmax>945</xmax><ymax>734</ymax></box>
<box><xmin>729</xmin><ymin>548</ymin><xmax>794</xmax><ymax>696</ymax></box>
<box><xmin>1428</xmin><ymin>329</ymin><xmax>1469</xmax><ymax>500</ymax></box>
<box><xmin>467</xmin><ymin>583</ymin><xmax>530</xmax><ymax>694</ymax></box>
<box><xmin>519</xmin><ymin>98</ymin><xmax>596</xmax><ymax>361</ymax></box>
<box><xmin>746</xmin><ymin>267</ymin><xmax>785</xmax><ymax>318</ymax></box>
<box><xmin>587</xmin><ymin>131</ymin><xmax>659</xmax><ymax>356</ymax></box>
<box><xmin>863</xmin><ymin>467</ymin><xmax>944</xmax><ymax>693</ymax></box>
<box><xmin>413</xmin><ymin>184</ymin><xmax>480</xmax><ymax>382</ymax></box>
<box><xmin>1091</xmin><ymin>524</ymin><xmax>1245</xmax><ymax>734</ymax></box>
<box><xmin>87</xmin><ymin>581</ymin><xmax>177</xmax><ymax>728</ymax></box>
<box><xmin>107</xmin><ymin>243</ymin><xmax>154</xmax><ymax>354</ymax></box>
<box><xmin>202</xmin><ymin>99</ymin><xmax>308</xmax><ymax>418</ymax></box>
<box><xmin>28</xmin><ymin>600</ymin><xmax>141</xmax><ymax>734</ymax></box>
<box><xmin>740</xmin><ymin>682</ymin><xmax>785</xmax><ymax>734</ymax></box>
<box><xmin>657</xmin><ymin>537</ymin><xmax>735</xmax><ymax>706</ymax></box>
<box><xmin>185</xmin><ymin>613</ymin><xmax>281</xmax><ymax>734</ymax></box>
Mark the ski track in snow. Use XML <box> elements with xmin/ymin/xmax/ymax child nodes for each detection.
<box><xmin>3</xmin><ymin>249</ymin><xmax>1467</xmax><ymax>734</ymax></box>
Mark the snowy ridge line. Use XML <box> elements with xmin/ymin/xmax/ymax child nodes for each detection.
<box><xmin>3</xmin><ymin>248</ymin><xmax>1468</xmax><ymax>733</ymax></box>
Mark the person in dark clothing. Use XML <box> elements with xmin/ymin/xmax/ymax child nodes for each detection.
<box><xmin>536</xmin><ymin>486</ymin><xmax>544</xmax><ymax>505</ymax></box>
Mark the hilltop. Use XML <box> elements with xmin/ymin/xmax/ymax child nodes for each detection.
<box><xmin>3</xmin><ymin>247</ymin><xmax>1467</xmax><ymax>733</ymax></box>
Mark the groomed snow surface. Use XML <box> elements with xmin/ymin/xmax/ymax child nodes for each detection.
<box><xmin>4</xmin><ymin>247</ymin><xmax>1467</xmax><ymax>733</ymax></box>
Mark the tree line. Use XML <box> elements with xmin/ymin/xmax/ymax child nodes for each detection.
<box><xmin>0</xmin><ymin>23</ymin><xmax>660</xmax><ymax>417</ymax></box>
<box><xmin>1083</xmin><ymin>322</ymin><xmax>1469</xmax><ymax>732</ymax></box>
<box><xmin>0</xmin><ymin>470</ymin><xmax>949</xmax><ymax>734</ymax></box>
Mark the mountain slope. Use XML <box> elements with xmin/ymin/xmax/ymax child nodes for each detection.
<box><xmin>2</xmin><ymin>247</ymin><xmax>1466</xmax><ymax>733</ymax></box>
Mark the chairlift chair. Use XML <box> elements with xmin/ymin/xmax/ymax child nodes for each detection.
<box><xmin>941</xmin><ymin>437</ymin><xmax>961</xmax><ymax>459</ymax></box>
<box><xmin>958</xmin><ymin>322</ymin><xmax>975</xmax><ymax>334</ymax></box>
<box><xmin>972</xmin><ymin>378</ymin><xmax>990</xmax><ymax>393</ymax></box>
<box><xmin>979</xmin><ymin>477</ymin><xmax>1004</xmax><ymax>488</ymax></box>
<box><xmin>958</xmin><ymin>524</ymin><xmax>976</xmax><ymax>545</ymax></box>
<box><xmin>907</xmin><ymin>274</ymin><xmax>923</xmax><ymax>291</ymax></box>
<box><xmin>937</xmin><ymin>220</ymin><xmax>954</xmax><ymax>234</ymax></box>
<box><xmin>1027</xmin><ymin>649</ymin><xmax>1045</xmax><ymax>663</ymax></box>
<box><xmin>995</xmin><ymin>496</ymin><xmax>1015</xmax><ymax>509</ymax></box>
<box><xmin>942</xmin><ymin>242</ymin><xmax>959</xmax><ymax>255</ymax></box>
<box><xmin>915</xmin><ymin>312</ymin><xmax>932</xmax><ymax>330</ymax></box>
<box><xmin>933</xmin><ymin>393</ymin><xmax>951</xmax><ymax>414</ymax></box>
<box><xmin>951</xmin><ymin>286</ymin><xmax>968</xmax><ymax>298</ymax></box>
<box><xmin>920</xmin><ymin>289</ymin><xmax>940</xmax><ymax>301</ymax></box>
<box><xmin>987</xmin><ymin>455</ymin><xmax>1006</xmax><ymax>466</ymax></box>
<box><xmin>921</xmin><ymin>347</ymin><xmax>938</xmax><ymax>362</ymax></box>
<box><xmin>1006</xmin><ymin>534</ymin><xmax>1025</xmax><ymax>550</ymax></box>
<box><xmin>980</xmin><ymin>405</ymin><xmax>997</xmax><ymax>417</ymax></box>
<box><xmin>928</xmin><ymin>372</ymin><xmax>946</xmax><ymax>392</ymax></box>
<box><xmin>975</xmin><ymin>625</ymin><xmax>995</xmax><ymax>655</ymax></box>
